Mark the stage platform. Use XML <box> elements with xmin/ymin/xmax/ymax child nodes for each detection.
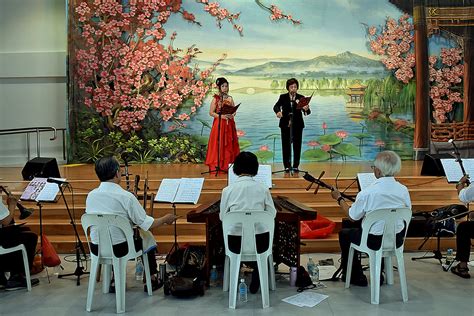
<box><xmin>0</xmin><ymin>161</ymin><xmax>468</xmax><ymax>254</ymax></box>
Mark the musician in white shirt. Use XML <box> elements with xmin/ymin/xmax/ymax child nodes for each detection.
<box><xmin>451</xmin><ymin>175</ymin><xmax>474</xmax><ymax>279</ymax></box>
<box><xmin>220</xmin><ymin>151</ymin><xmax>276</xmax><ymax>294</ymax></box>
<box><xmin>331</xmin><ymin>151</ymin><xmax>411</xmax><ymax>286</ymax></box>
<box><xmin>85</xmin><ymin>156</ymin><xmax>177</xmax><ymax>291</ymax></box>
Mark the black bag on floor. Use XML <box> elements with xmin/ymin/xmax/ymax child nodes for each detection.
<box><xmin>164</xmin><ymin>245</ymin><xmax>206</xmax><ymax>297</ymax></box>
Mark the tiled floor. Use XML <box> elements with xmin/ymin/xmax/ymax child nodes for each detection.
<box><xmin>0</xmin><ymin>252</ymin><xmax>473</xmax><ymax>316</ymax></box>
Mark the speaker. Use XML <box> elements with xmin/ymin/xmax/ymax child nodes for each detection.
<box><xmin>420</xmin><ymin>153</ymin><xmax>452</xmax><ymax>176</ymax></box>
<box><xmin>22</xmin><ymin>157</ymin><xmax>60</xmax><ymax>180</ymax></box>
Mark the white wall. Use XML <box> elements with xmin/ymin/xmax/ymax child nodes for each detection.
<box><xmin>0</xmin><ymin>0</ymin><xmax>67</xmax><ymax>166</ymax></box>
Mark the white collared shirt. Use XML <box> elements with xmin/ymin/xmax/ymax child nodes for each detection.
<box><xmin>349</xmin><ymin>177</ymin><xmax>412</xmax><ymax>235</ymax></box>
<box><xmin>220</xmin><ymin>176</ymin><xmax>276</xmax><ymax>235</ymax></box>
<box><xmin>85</xmin><ymin>182</ymin><xmax>154</xmax><ymax>244</ymax></box>
<box><xmin>459</xmin><ymin>183</ymin><xmax>474</xmax><ymax>204</ymax></box>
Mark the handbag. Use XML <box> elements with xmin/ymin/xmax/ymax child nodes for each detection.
<box><xmin>41</xmin><ymin>234</ymin><xmax>61</xmax><ymax>267</ymax></box>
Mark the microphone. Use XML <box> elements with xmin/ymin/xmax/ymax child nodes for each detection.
<box><xmin>448</xmin><ymin>139</ymin><xmax>460</xmax><ymax>155</ymax></box>
<box><xmin>47</xmin><ymin>178</ymin><xmax>69</xmax><ymax>185</ymax></box>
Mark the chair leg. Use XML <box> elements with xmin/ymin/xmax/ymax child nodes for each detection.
<box><xmin>370</xmin><ymin>253</ymin><xmax>382</xmax><ymax>305</ymax></box>
<box><xmin>102</xmin><ymin>264</ymin><xmax>112</xmax><ymax>294</ymax></box>
<box><xmin>228</xmin><ymin>256</ymin><xmax>241</xmax><ymax>309</ymax></box>
<box><xmin>223</xmin><ymin>256</ymin><xmax>229</xmax><ymax>292</ymax></box>
<box><xmin>113</xmin><ymin>259</ymin><xmax>126</xmax><ymax>314</ymax></box>
<box><xmin>87</xmin><ymin>257</ymin><xmax>100</xmax><ymax>312</ymax></box>
<box><xmin>268</xmin><ymin>254</ymin><xmax>276</xmax><ymax>291</ymax></box>
<box><xmin>345</xmin><ymin>246</ymin><xmax>355</xmax><ymax>289</ymax></box>
<box><xmin>395</xmin><ymin>251</ymin><xmax>408</xmax><ymax>302</ymax></box>
<box><xmin>256</xmin><ymin>255</ymin><xmax>270</xmax><ymax>308</ymax></box>
<box><xmin>384</xmin><ymin>256</ymin><xmax>394</xmax><ymax>285</ymax></box>
<box><xmin>142</xmin><ymin>254</ymin><xmax>152</xmax><ymax>296</ymax></box>
<box><xmin>20</xmin><ymin>247</ymin><xmax>32</xmax><ymax>291</ymax></box>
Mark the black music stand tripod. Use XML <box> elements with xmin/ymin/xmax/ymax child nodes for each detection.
<box><xmin>202</xmin><ymin>109</ymin><xmax>227</xmax><ymax>177</ymax></box>
<box><xmin>54</xmin><ymin>183</ymin><xmax>89</xmax><ymax>285</ymax></box>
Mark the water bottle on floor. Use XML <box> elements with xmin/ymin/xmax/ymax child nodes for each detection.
<box><xmin>446</xmin><ymin>248</ymin><xmax>454</xmax><ymax>266</ymax></box>
<box><xmin>135</xmin><ymin>257</ymin><xmax>144</xmax><ymax>281</ymax></box>
<box><xmin>239</xmin><ymin>278</ymin><xmax>248</xmax><ymax>302</ymax></box>
<box><xmin>313</xmin><ymin>262</ymin><xmax>320</xmax><ymax>284</ymax></box>
<box><xmin>307</xmin><ymin>257</ymin><xmax>315</xmax><ymax>281</ymax></box>
<box><xmin>210</xmin><ymin>265</ymin><xmax>218</xmax><ymax>287</ymax></box>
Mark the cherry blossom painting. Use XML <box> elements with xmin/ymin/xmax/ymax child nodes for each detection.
<box><xmin>68</xmin><ymin>0</ymin><xmax>463</xmax><ymax>163</ymax></box>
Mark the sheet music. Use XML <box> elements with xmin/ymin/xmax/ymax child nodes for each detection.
<box><xmin>154</xmin><ymin>178</ymin><xmax>204</xmax><ymax>204</ymax></box>
<box><xmin>440</xmin><ymin>158</ymin><xmax>474</xmax><ymax>183</ymax></box>
<box><xmin>173</xmin><ymin>178</ymin><xmax>204</xmax><ymax>204</ymax></box>
<box><xmin>228</xmin><ymin>164</ymin><xmax>272</xmax><ymax>189</ymax></box>
<box><xmin>20</xmin><ymin>177</ymin><xmax>60</xmax><ymax>202</ymax></box>
<box><xmin>282</xmin><ymin>292</ymin><xmax>329</xmax><ymax>308</ymax></box>
<box><xmin>357</xmin><ymin>173</ymin><xmax>377</xmax><ymax>190</ymax></box>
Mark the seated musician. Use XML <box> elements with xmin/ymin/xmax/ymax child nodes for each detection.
<box><xmin>330</xmin><ymin>151</ymin><xmax>411</xmax><ymax>286</ymax></box>
<box><xmin>220</xmin><ymin>151</ymin><xmax>277</xmax><ymax>294</ymax></box>
<box><xmin>451</xmin><ymin>175</ymin><xmax>474</xmax><ymax>279</ymax></box>
<box><xmin>85</xmin><ymin>156</ymin><xmax>177</xmax><ymax>291</ymax></box>
<box><xmin>0</xmin><ymin>192</ymin><xmax>39</xmax><ymax>290</ymax></box>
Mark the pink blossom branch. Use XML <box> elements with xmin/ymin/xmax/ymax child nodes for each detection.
<box><xmin>255</xmin><ymin>0</ymin><xmax>301</xmax><ymax>25</ymax></box>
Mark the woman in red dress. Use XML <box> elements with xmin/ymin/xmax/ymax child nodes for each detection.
<box><xmin>205</xmin><ymin>77</ymin><xmax>240</xmax><ymax>174</ymax></box>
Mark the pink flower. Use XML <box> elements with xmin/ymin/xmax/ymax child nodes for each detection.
<box><xmin>307</xmin><ymin>140</ymin><xmax>319</xmax><ymax>148</ymax></box>
<box><xmin>335</xmin><ymin>130</ymin><xmax>348</xmax><ymax>139</ymax></box>
<box><xmin>322</xmin><ymin>122</ymin><xmax>327</xmax><ymax>129</ymax></box>
<box><xmin>375</xmin><ymin>140</ymin><xmax>385</xmax><ymax>147</ymax></box>
<box><xmin>236</xmin><ymin>129</ymin><xmax>246</xmax><ymax>137</ymax></box>
<box><xmin>321</xmin><ymin>144</ymin><xmax>331</xmax><ymax>152</ymax></box>
<box><xmin>259</xmin><ymin>145</ymin><xmax>269</xmax><ymax>151</ymax></box>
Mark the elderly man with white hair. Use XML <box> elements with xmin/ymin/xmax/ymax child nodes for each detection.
<box><xmin>331</xmin><ymin>151</ymin><xmax>412</xmax><ymax>286</ymax></box>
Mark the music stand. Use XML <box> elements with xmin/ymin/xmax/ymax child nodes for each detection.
<box><xmin>53</xmin><ymin>182</ymin><xmax>89</xmax><ymax>286</ymax></box>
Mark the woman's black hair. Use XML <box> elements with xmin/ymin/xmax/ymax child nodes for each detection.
<box><xmin>95</xmin><ymin>156</ymin><xmax>120</xmax><ymax>182</ymax></box>
<box><xmin>233</xmin><ymin>151</ymin><xmax>259</xmax><ymax>176</ymax></box>
<box><xmin>215</xmin><ymin>77</ymin><xmax>229</xmax><ymax>89</ymax></box>
<box><xmin>286</xmin><ymin>78</ymin><xmax>299</xmax><ymax>90</ymax></box>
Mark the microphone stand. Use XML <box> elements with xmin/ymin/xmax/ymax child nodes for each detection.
<box><xmin>56</xmin><ymin>183</ymin><xmax>89</xmax><ymax>285</ymax></box>
<box><xmin>202</xmin><ymin>106</ymin><xmax>226</xmax><ymax>177</ymax></box>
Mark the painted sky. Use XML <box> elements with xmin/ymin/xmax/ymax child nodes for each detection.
<box><xmin>166</xmin><ymin>0</ymin><xmax>404</xmax><ymax>61</ymax></box>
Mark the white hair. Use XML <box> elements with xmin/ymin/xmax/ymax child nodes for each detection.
<box><xmin>373</xmin><ymin>150</ymin><xmax>401</xmax><ymax>177</ymax></box>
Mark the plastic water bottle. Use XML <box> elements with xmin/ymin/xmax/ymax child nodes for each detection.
<box><xmin>313</xmin><ymin>263</ymin><xmax>320</xmax><ymax>284</ymax></box>
<box><xmin>135</xmin><ymin>257</ymin><xmax>144</xmax><ymax>281</ymax></box>
<box><xmin>210</xmin><ymin>265</ymin><xmax>218</xmax><ymax>287</ymax></box>
<box><xmin>307</xmin><ymin>257</ymin><xmax>315</xmax><ymax>280</ymax></box>
<box><xmin>446</xmin><ymin>248</ymin><xmax>454</xmax><ymax>265</ymax></box>
<box><xmin>238</xmin><ymin>278</ymin><xmax>248</xmax><ymax>302</ymax></box>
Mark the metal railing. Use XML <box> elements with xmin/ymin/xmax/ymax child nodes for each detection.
<box><xmin>0</xmin><ymin>127</ymin><xmax>67</xmax><ymax>161</ymax></box>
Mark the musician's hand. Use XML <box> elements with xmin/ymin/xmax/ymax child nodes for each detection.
<box><xmin>276</xmin><ymin>111</ymin><xmax>282</xmax><ymax>118</ymax></box>
<box><xmin>459</xmin><ymin>175</ymin><xmax>470</xmax><ymax>185</ymax></box>
<box><xmin>6</xmin><ymin>195</ymin><xmax>17</xmax><ymax>208</ymax></box>
<box><xmin>303</xmin><ymin>105</ymin><xmax>309</xmax><ymax>111</ymax></box>
<box><xmin>330</xmin><ymin>188</ymin><xmax>342</xmax><ymax>201</ymax></box>
<box><xmin>161</xmin><ymin>213</ymin><xmax>178</xmax><ymax>225</ymax></box>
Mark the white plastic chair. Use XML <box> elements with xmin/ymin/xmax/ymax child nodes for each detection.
<box><xmin>0</xmin><ymin>244</ymin><xmax>32</xmax><ymax>291</ymax></box>
<box><xmin>345</xmin><ymin>208</ymin><xmax>412</xmax><ymax>305</ymax></box>
<box><xmin>81</xmin><ymin>214</ymin><xmax>153</xmax><ymax>314</ymax></box>
<box><xmin>222</xmin><ymin>211</ymin><xmax>276</xmax><ymax>309</ymax></box>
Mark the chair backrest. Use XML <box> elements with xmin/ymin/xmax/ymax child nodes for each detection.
<box><xmin>222</xmin><ymin>211</ymin><xmax>275</xmax><ymax>256</ymax></box>
<box><xmin>360</xmin><ymin>208</ymin><xmax>412</xmax><ymax>251</ymax></box>
<box><xmin>81</xmin><ymin>213</ymin><xmax>138</xmax><ymax>260</ymax></box>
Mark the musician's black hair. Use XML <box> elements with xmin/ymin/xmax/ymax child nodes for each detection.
<box><xmin>286</xmin><ymin>78</ymin><xmax>299</xmax><ymax>90</ymax></box>
<box><xmin>233</xmin><ymin>151</ymin><xmax>259</xmax><ymax>176</ymax></box>
<box><xmin>95</xmin><ymin>156</ymin><xmax>120</xmax><ymax>182</ymax></box>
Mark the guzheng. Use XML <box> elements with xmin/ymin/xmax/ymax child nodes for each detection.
<box><xmin>187</xmin><ymin>195</ymin><xmax>317</xmax><ymax>282</ymax></box>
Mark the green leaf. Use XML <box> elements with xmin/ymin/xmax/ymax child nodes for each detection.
<box><xmin>352</xmin><ymin>133</ymin><xmax>371</xmax><ymax>140</ymax></box>
<box><xmin>239</xmin><ymin>139</ymin><xmax>252</xmax><ymax>150</ymax></box>
<box><xmin>263</xmin><ymin>133</ymin><xmax>280</xmax><ymax>140</ymax></box>
<box><xmin>302</xmin><ymin>149</ymin><xmax>331</xmax><ymax>161</ymax></box>
<box><xmin>318</xmin><ymin>134</ymin><xmax>342</xmax><ymax>145</ymax></box>
<box><xmin>197</xmin><ymin>118</ymin><xmax>212</xmax><ymax>129</ymax></box>
<box><xmin>333</xmin><ymin>143</ymin><xmax>360</xmax><ymax>157</ymax></box>
<box><xmin>254</xmin><ymin>150</ymin><xmax>273</xmax><ymax>163</ymax></box>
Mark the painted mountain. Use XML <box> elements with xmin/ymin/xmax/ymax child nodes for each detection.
<box><xmin>229</xmin><ymin>51</ymin><xmax>387</xmax><ymax>78</ymax></box>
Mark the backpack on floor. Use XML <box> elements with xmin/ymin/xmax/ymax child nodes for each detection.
<box><xmin>164</xmin><ymin>245</ymin><xmax>206</xmax><ymax>297</ymax></box>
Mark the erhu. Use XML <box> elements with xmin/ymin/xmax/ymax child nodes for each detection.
<box><xmin>449</xmin><ymin>139</ymin><xmax>470</xmax><ymax>185</ymax></box>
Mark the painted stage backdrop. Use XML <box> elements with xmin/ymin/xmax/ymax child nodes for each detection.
<box><xmin>68</xmin><ymin>0</ymin><xmax>463</xmax><ymax>164</ymax></box>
